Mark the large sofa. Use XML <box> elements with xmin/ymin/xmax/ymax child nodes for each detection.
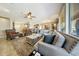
<box><xmin>34</xmin><ymin>30</ymin><xmax>79</xmax><ymax>56</ymax></box>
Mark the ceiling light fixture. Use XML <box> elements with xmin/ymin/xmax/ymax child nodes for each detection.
<box><xmin>24</xmin><ymin>11</ymin><xmax>36</xmax><ymax>19</ymax></box>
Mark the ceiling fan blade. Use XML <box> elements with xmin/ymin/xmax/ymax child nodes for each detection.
<box><xmin>31</xmin><ymin>16</ymin><xmax>36</xmax><ymax>18</ymax></box>
<box><xmin>24</xmin><ymin>16</ymin><xmax>27</xmax><ymax>18</ymax></box>
<box><xmin>24</xmin><ymin>11</ymin><xmax>36</xmax><ymax>19</ymax></box>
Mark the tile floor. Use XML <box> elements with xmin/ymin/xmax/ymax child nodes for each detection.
<box><xmin>0</xmin><ymin>39</ymin><xmax>17</xmax><ymax>56</ymax></box>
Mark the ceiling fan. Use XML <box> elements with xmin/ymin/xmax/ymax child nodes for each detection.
<box><xmin>24</xmin><ymin>11</ymin><xmax>36</xmax><ymax>19</ymax></box>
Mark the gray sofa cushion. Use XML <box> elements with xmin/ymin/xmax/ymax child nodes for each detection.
<box><xmin>38</xmin><ymin>42</ymin><xmax>71</xmax><ymax>56</ymax></box>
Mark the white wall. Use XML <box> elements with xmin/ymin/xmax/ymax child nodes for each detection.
<box><xmin>0</xmin><ymin>5</ymin><xmax>11</xmax><ymax>39</ymax></box>
<box><xmin>0</xmin><ymin>18</ymin><xmax>10</xmax><ymax>39</ymax></box>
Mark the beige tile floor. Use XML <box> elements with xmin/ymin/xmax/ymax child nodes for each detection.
<box><xmin>0</xmin><ymin>39</ymin><xmax>17</xmax><ymax>56</ymax></box>
<box><xmin>0</xmin><ymin>37</ymin><xmax>34</xmax><ymax>56</ymax></box>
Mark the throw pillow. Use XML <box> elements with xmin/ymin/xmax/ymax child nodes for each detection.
<box><xmin>52</xmin><ymin>32</ymin><xmax>65</xmax><ymax>47</ymax></box>
<box><xmin>64</xmin><ymin>39</ymin><xmax>78</xmax><ymax>53</ymax></box>
<box><xmin>43</xmin><ymin>35</ymin><xmax>56</xmax><ymax>44</ymax></box>
<box><xmin>62</xmin><ymin>34</ymin><xmax>78</xmax><ymax>53</ymax></box>
<box><xmin>70</xmin><ymin>42</ymin><xmax>79</xmax><ymax>56</ymax></box>
<box><xmin>52</xmin><ymin>35</ymin><xmax>59</xmax><ymax>45</ymax></box>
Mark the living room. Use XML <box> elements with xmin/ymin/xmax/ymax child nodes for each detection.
<box><xmin>0</xmin><ymin>3</ymin><xmax>79</xmax><ymax>56</ymax></box>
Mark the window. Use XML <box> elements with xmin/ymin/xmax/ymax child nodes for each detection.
<box><xmin>70</xmin><ymin>3</ymin><xmax>79</xmax><ymax>37</ymax></box>
<box><xmin>59</xmin><ymin>4</ymin><xmax>66</xmax><ymax>33</ymax></box>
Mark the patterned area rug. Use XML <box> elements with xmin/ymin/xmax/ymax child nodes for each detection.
<box><xmin>11</xmin><ymin>37</ymin><xmax>34</xmax><ymax>56</ymax></box>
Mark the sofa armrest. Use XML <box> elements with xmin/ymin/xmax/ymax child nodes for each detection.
<box><xmin>37</xmin><ymin>42</ymin><xmax>71</xmax><ymax>56</ymax></box>
<box><xmin>34</xmin><ymin>36</ymin><xmax>44</xmax><ymax>51</ymax></box>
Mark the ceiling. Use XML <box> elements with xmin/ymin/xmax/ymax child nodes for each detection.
<box><xmin>0</xmin><ymin>3</ymin><xmax>64</xmax><ymax>24</ymax></box>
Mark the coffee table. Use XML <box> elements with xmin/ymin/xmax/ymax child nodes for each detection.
<box><xmin>26</xmin><ymin>34</ymin><xmax>42</xmax><ymax>45</ymax></box>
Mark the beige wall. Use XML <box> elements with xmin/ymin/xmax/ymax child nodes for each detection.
<box><xmin>39</xmin><ymin>22</ymin><xmax>54</xmax><ymax>30</ymax></box>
